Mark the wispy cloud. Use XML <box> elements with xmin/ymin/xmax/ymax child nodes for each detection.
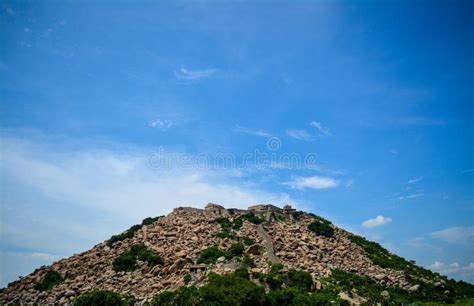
<box><xmin>407</xmin><ymin>237</ymin><xmax>442</xmax><ymax>252</ymax></box>
<box><xmin>389</xmin><ymin>149</ymin><xmax>398</xmax><ymax>155</ymax></box>
<box><xmin>310</xmin><ymin>121</ymin><xmax>332</xmax><ymax>136</ymax></box>
<box><xmin>282</xmin><ymin>175</ymin><xmax>339</xmax><ymax>190</ymax></box>
<box><xmin>428</xmin><ymin>261</ymin><xmax>474</xmax><ymax>276</ymax></box>
<box><xmin>233</xmin><ymin>125</ymin><xmax>271</xmax><ymax>137</ymax></box>
<box><xmin>395</xmin><ymin>193</ymin><xmax>424</xmax><ymax>200</ymax></box>
<box><xmin>406</xmin><ymin>193</ymin><xmax>424</xmax><ymax>199</ymax></box>
<box><xmin>430</xmin><ymin>226</ymin><xmax>474</xmax><ymax>246</ymax></box>
<box><xmin>406</xmin><ymin>177</ymin><xmax>423</xmax><ymax>184</ymax></box>
<box><xmin>286</xmin><ymin>121</ymin><xmax>332</xmax><ymax>141</ymax></box>
<box><xmin>362</xmin><ymin>215</ymin><xmax>392</xmax><ymax>228</ymax></box>
<box><xmin>174</xmin><ymin>67</ymin><xmax>218</xmax><ymax>81</ymax></box>
<box><xmin>462</xmin><ymin>169</ymin><xmax>473</xmax><ymax>173</ymax></box>
<box><xmin>148</xmin><ymin>119</ymin><xmax>174</xmax><ymax>130</ymax></box>
<box><xmin>286</xmin><ymin>129</ymin><xmax>312</xmax><ymax>141</ymax></box>
<box><xmin>30</xmin><ymin>252</ymin><xmax>57</xmax><ymax>261</ymax></box>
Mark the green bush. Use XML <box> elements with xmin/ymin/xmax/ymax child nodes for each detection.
<box><xmin>286</xmin><ymin>269</ymin><xmax>313</xmax><ymax>291</ymax></box>
<box><xmin>107</xmin><ymin>225</ymin><xmax>141</xmax><ymax>247</ymax></box>
<box><xmin>107</xmin><ymin>216</ymin><xmax>162</xmax><ymax>246</ymax></box>
<box><xmin>233</xmin><ymin>268</ymin><xmax>250</xmax><ymax>280</ymax></box>
<box><xmin>184</xmin><ymin>273</ymin><xmax>192</xmax><ymax>284</ymax></box>
<box><xmin>151</xmin><ymin>286</ymin><xmax>200</xmax><ymax>306</ymax></box>
<box><xmin>232</xmin><ymin>217</ymin><xmax>244</xmax><ymax>230</ymax></box>
<box><xmin>142</xmin><ymin>216</ymin><xmax>163</xmax><ymax>226</ymax></box>
<box><xmin>308</xmin><ymin>220</ymin><xmax>334</xmax><ymax>238</ymax></box>
<box><xmin>216</xmin><ymin>217</ymin><xmax>232</xmax><ymax>230</ymax></box>
<box><xmin>241</xmin><ymin>236</ymin><xmax>255</xmax><ymax>246</ymax></box>
<box><xmin>291</xmin><ymin>211</ymin><xmax>305</xmax><ymax>220</ymax></box>
<box><xmin>151</xmin><ymin>291</ymin><xmax>175</xmax><ymax>306</ymax></box>
<box><xmin>229</xmin><ymin>242</ymin><xmax>245</xmax><ymax>257</ymax></box>
<box><xmin>35</xmin><ymin>270</ymin><xmax>64</xmax><ymax>291</ymax></box>
<box><xmin>242</xmin><ymin>254</ymin><xmax>255</xmax><ymax>268</ymax></box>
<box><xmin>73</xmin><ymin>290</ymin><xmax>135</xmax><ymax>306</ymax></box>
<box><xmin>113</xmin><ymin>244</ymin><xmax>163</xmax><ymax>272</ymax></box>
<box><xmin>131</xmin><ymin>244</ymin><xmax>164</xmax><ymax>265</ymax></box>
<box><xmin>199</xmin><ymin>271</ymin><xmax>267</xmax><ymax>305</ymax></box>
<box><xmin>266</xmin><ymin>287</ymin><xmax>306</xmax><ymax>305</ymax></box>
<box><xmin>197</xmin><ymin>246</ymin><xmax>231</xmax><ymax>264</ymax></box>
<box><xmin>113</xmin><ymin>250</ymin><xmax>137</xmax><ymax>272</ymax></box>
<box><xmin>265</xmin><ymin>263</ymin><xmax>284</xmax><ymax>290</ymax></box>
<box><xmin>216</xmin><ymin>230</ymin><xmax>235</xmax><ymax>239</ymax></box>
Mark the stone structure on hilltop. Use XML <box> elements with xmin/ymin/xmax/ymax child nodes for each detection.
<box><xmin>204</xmin><ymin>203</ymin><xmax>227</xmax><ymax>215</ymax></box>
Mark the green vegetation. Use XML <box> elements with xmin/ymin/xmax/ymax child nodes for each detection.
<box><xmin>35</xmin><ymin>270</ymin><xmax>64</xmax><ymax>291</ymax></box>
<box><xmin>320</xmin><ymin>268</ymin><xmax>474</xmax><ymax>304</ymax></box>
<box><xmin>107</xmin><ymin>216</ymin><xmax>163</xmax><ymax>246</ymax></box>
<box><xmin>241</xmin><ymin>236</ymin><xmax>255</xmax><ymax>246</ymax></box>
<box><xmin>308</xmin><ymin>219</ymin><xmax>334</xmax><ymax>238</ymax></box>
<box><xmin>184</xmin><ymin>274</ymin><xmax>192</xmax><ymax>284</ymax></box>
<box><xmin>291</xmin><ymin>210</ymin><xmax>305</xmax><ymax>220</ymax></box>
<box><xmin>141</xmin><ymin>216</ymin><xmax>163</xmax><ymax>226</ymax></box>
<box><xmin>76</xmin><ymin>264</ymin><xmax>474</xmax><ymax>305</ymax></box>
<box><xmin>215</xmin><ymin>213</ymin><xmax>263</xmax><ymax>238</ymax></box>
<box><xmin>229</xmin><ymin>242</ymin><xmax>245</xmax><ymax>257</ymax></box>
<box><xmin>349</xmin><ymin>235</ymin><xmax>463</xmax><ymax>285</ymax></box>
<box><xmin>112</xmin><ymin>244</ymin><xmax>163</xmax><ymax>272</ymax></box>
<box><xmin>197</xmin><ymin>246</ymin><xmax>231</xmax><ymax>264</ymax></box>
<box><xmin>150</xmin><ymin>268</ymin><xmax>346</xmax><ymax>305</ymax></box>
<box><xmin>287</xmin><ymin>269</ymin><xmax>313</xmax><ymax>291</ymax></box>
<box><xmin>242</xmin><ymin>254</ymin><xmax>255</xmax><ymax>268</ymax></box>
<box><xmin>73</xmin><ymin>290</ymin><xmax>135</xmax><ymax>306</ymax></box>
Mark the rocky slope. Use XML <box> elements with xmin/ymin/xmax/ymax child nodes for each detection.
<box><xmin>0</xmin><ymin>204</ymin><xmax>471</xmax><ymax>304</ymax></box>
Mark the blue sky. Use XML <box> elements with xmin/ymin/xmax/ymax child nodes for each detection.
<box><xmin>1</xmin><ymin>0</ymin><xmax>473</xmax><ymax>287</ymax></box>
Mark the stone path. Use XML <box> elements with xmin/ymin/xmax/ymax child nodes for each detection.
<box><xmin>256</xmin><ymin>224</ymin><xmax>281</xmax><ymax>263</ymax></box>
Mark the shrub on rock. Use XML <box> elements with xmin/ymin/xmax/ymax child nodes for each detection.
<box><xmin>112</xmin><ymin>244</ymin><xmax>163</xmax><ymax>272</ymax></box>
<box><xmin>35</xmin><ymin>270</ymin><xmax>63</xmax><ymax>292</ymax></box>
<box><xmin>73</xmin><ymin>290</ymin><xmax>135</xmax><ymax>306</ymax></box>
<box><xmin>197</xmin><ymin>246</ymin><xmax>231</xmax><ymax>264</ymax></box>
<box><xmin>308</xmin><ymin>220</ymin><xmax>334</xmax><ymax>238</ymax></box>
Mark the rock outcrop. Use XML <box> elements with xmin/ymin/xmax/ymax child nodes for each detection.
<box><xmin>0</xmin><ymin>204</ymin><xmax>445</xmax><ymax>304</ymax></box>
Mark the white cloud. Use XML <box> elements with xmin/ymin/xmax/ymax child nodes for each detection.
<box><xmin>430</xmin><ymin>226</ymin><xmax>474</xmax><ymax>245</ymax></box>
<box><xmin>407</xmin><ymin>237</ymin><xmax>442</xmax><ymax>252</ymax></box>
<box><xmin>282</xmin><ymin>175</ymin><xmax>339</xmax><ymax>190</ymax></box>
<box><xmin>233</xmin><ymin>125</ymin><xmax>271</xmax><ymax>137</ymax></box>
<box><xmin>174</xmin><ymin>68</ymin><xmax>218</xmax><ymax>81</ymax></box>
<box><xmin>406</xmin><ymin>177</ymin><xmax>423</xmax><ymax>184</ymax></box>
<box><xmin>286</xmin><ymin>129</ymin><xmax>312</xmax><ymax>141</ymax></box>
<box><xmin>394</xmin><ymin>192</ymin><xmax>424</xmax><ymax>200</ymax></box>
<box><xmin>428</xmin><ymin>261</ymin><xmax>474</xmax><ymax>276</ymax></box>
<box><xmin>148</xmin><ymin>119</ymin><xmax>174</xmax><ymax>130</ymax></box>
<box><xmin>310</xmin><ymin>121</ymin><xmax>332</xmax><ymax>136</ymax></box>
<box><xmin>362</xmin><ymin>215</ymin><xmax>392</xmax><ymax>228</ymax></box>
<box><xmin>30</xmin><ymin>252</ymin><xmax>57</xmax><ymax>261</ymax></box>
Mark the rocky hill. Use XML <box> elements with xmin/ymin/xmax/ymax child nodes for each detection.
<box><xmin>1</xmin><ymin>203</ymin><xmax>473</xmax><ymax>305</ymax></box>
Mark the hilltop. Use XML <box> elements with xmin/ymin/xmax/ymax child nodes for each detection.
<box><xmin>1</xmin><ymin>203</ymin><xmax>473</xmax><ymax>305</ymax></box>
